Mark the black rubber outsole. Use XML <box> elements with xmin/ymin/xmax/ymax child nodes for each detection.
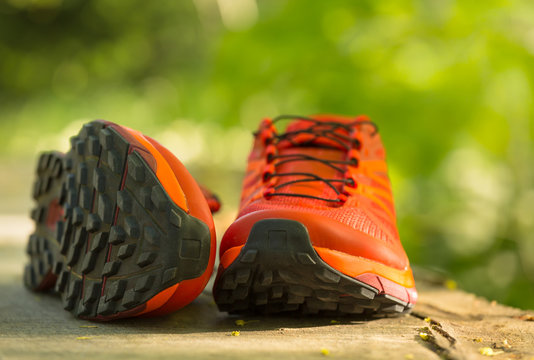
<box><xmin>213</xmin><ymin>219</ymin><xmax>414</xmax><ymax>316</ymax></box>
<box><xmin>24</xmin><ymin>152</ymin><xmax>65</xmax><ymax>291</ymax></box>
<box><xmin>24</xmin><ymin>121</ymin><xmax>212</xmax><ymax>320</ymax></box>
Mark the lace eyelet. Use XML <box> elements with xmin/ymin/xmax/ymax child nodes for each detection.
<box><xmin>349</xmin><ymin>157</ymin><xmax>359</xmax><ymax>167</ymax></box>
<box><xmin>344</xmin><ymin>171</ymin><xmax>357</xmax><ymax>188</ymax></box>
<box><xmin>262</xmin><ymin>163</ymin><xmax>275</xmax><ymax>182</ymax></box>
<box><xmin>263</xmin><ymin>172</ymin><xmax>272</xmax><ymax>182</ymax></box>
<box><xmin>349</xmin><ymin>129</ymin><xmax>362</xmax><ymax>150</ymax></box>
<box><xmin>263</xmin><ymin>188</ymin><xmax>275</xmax><ymax>199</ymax></box>
<box><xmin>260</xmin><ymin>130</ymin><xmax>274</xmax><ymax>145</ymax></box>
<box><xmin>261</xmin><ymin>118</ymin><xmax>273</xmax><ymax>127</ymax></box>
<box><xmin>348</xmin><ymin>149</ymin><xmax>360</xmax><ymax>163</ymax></box>
<box><xmin>265</xmin><ymin>144</ymin><xmax>276</xmax><ymax>163</ymax></box>
<box><xmin>337</xmin><ymin>193</ymin><xmax>348</xmax><ymax>203</ymax></box>
<box><xmin>259</xmin><ymin>119</ymin><xmax>277</xmax><ymax>145</ymax></box>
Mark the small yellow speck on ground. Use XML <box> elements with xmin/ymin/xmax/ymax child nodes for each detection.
<box><xmin>444</xmin><ymin>279</ymin><xmax>457</xmax><ymax>290</ymax></box>
<box><xmin>76</xmin><ymin>337</ymin><xmax>92</xmax><ymax>340</ymax></box>
<box><xmin>330</xmin><ymin>320</ymin><xmax>339</xmax><ymax>324</ymax></box>
<box><xmin>473</xmin><ymin>338</ymin><xmax>483</xmax><ymax>343</ymax></box>
<box><xmin>404</xmin><ymin>354</ymin><xmax>414</xmax><ymax>360</ymax></box>
<box><xmin>419</xmin><ymin>332</ymin><xmax>429</xmax><ymax>341</ymax></box>
<box><xmin>424</xmin><ymin>317</ymin><xmax>431</xmax><ymax>323</ymax></box>
<box><xmin>231</xmin><ymin>331</ymin><xmax>240</xmax><ymax>336</ymax></box>
<box><xmin>79</xmin><ymin>325</ymin><xmax>98</xmax><ymax>328</ymax></box>
<box><xmin>234</xmin><ymin>319</ymin><xmax>259</xmax><ymax>326</ymax></box>
<box><xmin>320</xmin><ymin>348</ymin><xmax>330</xmax><ymax>356</ymax></box>
<box><xmin>479</xmin><ymin>347</ymin><xmax>503</xmax><ymax>356</ymax></box>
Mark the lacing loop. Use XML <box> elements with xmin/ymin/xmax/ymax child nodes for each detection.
<box><xmin>337</xmin><ymin>193</ymin><xmax>348</xmax><ymax>203</ymax></box>
<box><xmin>348</xmin><ymin>149</ymin><xmax>360</xmax><ymax>169</ymax></box>
<box><xmin>258</xmin><ymin>118</ymin><xmax>276</xmax><ymax>145</ymax></box>
<box><xmin>344</xmin><ymin>171</ymin><xmax>357</xmax><ymax>188</ymax></box>
<box><xmin>263</xmin><ymin>187</ymin><xmax>275</xmax><ymax>199</ymax></box>
<box><xmin>349</xmin><ymin>128</ymin><xmax>363</xmax><ymax>149</ymax></box>
<box><xmin>262</xmin><ymin>163</ymin><xmax>275</xmax><ymax>182</ymax></box>
<box><xmin>260</xmin><ymin>130</ymin><xmax>274</xmax><ymax>145</ymax></box>
<box><xmin>265</xmin><ymin>144</ymin><xmax>277</xmax><ymax>163</ymax></box>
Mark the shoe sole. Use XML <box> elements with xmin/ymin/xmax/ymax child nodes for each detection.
<box><xmin>24</xmin><ymin>152</ymin><xmax>65</xmax><ymax>291</ymax></box>
<box><xmin>24</xmin><ymin>121</ymin><xmax>212</xmax><ymax>320</ymax></box>
<box><xmin>213</xmin><ymin>219</ymin><xmax>414</xmax><ymax>316</ymax></box>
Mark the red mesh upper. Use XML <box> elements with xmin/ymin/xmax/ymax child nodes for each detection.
<box><xmin>238</xmin><ymin>197</ymin><xmax>395</xmax><ymax>243</ymax></box>
<box><xmin>237</xmin><ymin>115</ymin><xmax>400</xmax><ymax>246</ymax></box>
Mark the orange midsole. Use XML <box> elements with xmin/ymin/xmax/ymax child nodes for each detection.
<box><xmin>139</xmin><ymin>284</ymin><xmax>180</xmax><ymax>315</ymax></box>
<box><xmin>220</xmin><ymin>245</ymin><xmax>415</xmax><ymax>288</ymax></box>
<box><xmin>314</xmin><ymin>246</ymin><xmax>415</xmax><ymax>288</ymax></box>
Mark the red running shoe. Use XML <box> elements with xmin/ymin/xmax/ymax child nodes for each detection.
<box><xmin>214</xmin><ymin>114</ymin><xmax>417</xmax><ymax>315</ymax></box>
<box><xmin>24</xmin><ymin>120</ymin><xmax>220</xmax><ymax>320</ymax></box>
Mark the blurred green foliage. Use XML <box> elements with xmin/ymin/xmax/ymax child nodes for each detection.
<box><xmin>1</xmin><ymin>0</ymin><xmax>533</xmax><ymax>309</ymax></box>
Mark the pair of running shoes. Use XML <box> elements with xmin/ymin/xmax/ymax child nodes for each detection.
<box><xmin>24</xmin><ymin>114</ymin><xmax>417</xmax><ymax>321</ymax></box>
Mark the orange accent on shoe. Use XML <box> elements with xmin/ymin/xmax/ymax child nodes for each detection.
<box><xmin>220</xmin><ymin>245</ymin><xmax>243</xmax><ymax>270</ymax></box>
<box><xmin>313</xmin><ymin>247</ymin><xmax>415</xmax><ymax>288</ymax></box>
<box><xmin>138</xmin><ymin>284</ymin><xmax>180</xmax><ymax>315</ymax></box>
<box><xmin>121</xmin><ymin>126</ymin><xmax>190</xmax><ymax>213</ymax></box>
<box><xmin>45</xmin><ymin>198</ymin><xmax>63</xmax><ymax>230</ymax></box>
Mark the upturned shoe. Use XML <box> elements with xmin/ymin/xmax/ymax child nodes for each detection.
<box><xmin>24</xmin><ymin>120</ymin><xmax>219</xmax><ymax>320</ymax></box>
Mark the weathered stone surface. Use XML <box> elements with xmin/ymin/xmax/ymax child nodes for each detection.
<box><xmin>1</xmin><ymin>240</ymin><xmax>533</xmax><ymax>360</ymax></box>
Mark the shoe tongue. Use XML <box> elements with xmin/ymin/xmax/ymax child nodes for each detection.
<box><xmin>275</xmin><ymin>147</ymin><xmax>345</xmax><ymax>201</ymax></box>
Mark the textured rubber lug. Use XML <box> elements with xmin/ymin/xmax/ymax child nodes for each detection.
<box><xmin>213</xmin><ymin>219</ymin><xmax>414</xmax><ymax>316</ymax></box>
<box><xmin>51</xmin><ymin>121</ymin><xmax>210</xmax><ymax>320</ymax></box>
<box><xmin>24</xmin><ymin>152</ymin><xmax>65</xmax><ymax>291</ymax></box>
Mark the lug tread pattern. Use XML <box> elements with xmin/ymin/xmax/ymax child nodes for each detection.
<box><xmin>213</xmin><ymin>219</ymin><xmax>413</xmax><ymax>317</ymax></box>
<box><xmin>24</xmin><ymin>152</ymin><xmax>65</xmax><ymax>291</ymax></box>
<box><xmin>47</xmin><ymin>121</ymin><xmax>212</xmax><ymax>320</ymax></box>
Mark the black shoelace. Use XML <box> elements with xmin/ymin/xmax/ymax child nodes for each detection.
<box><xmin>260</xmin><ymin>115</ymin><xmax>378</xmax><ymax>204</ymax></box>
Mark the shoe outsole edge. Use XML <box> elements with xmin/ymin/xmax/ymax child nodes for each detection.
<box><xmin>213</xmin><ymin>218</ymin><xmax>414</xmax><ymax>316</ymax></box>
